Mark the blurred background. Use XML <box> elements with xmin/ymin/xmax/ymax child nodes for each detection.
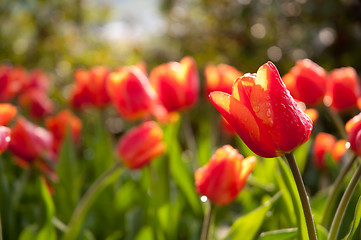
<box><xmin>1</xmin><ymin>0</ymin><xmax>361</xmax><ymax>81</ymax></box>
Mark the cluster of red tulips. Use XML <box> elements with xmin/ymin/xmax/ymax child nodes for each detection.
<box><xmin>1</xmin><ymin>57</ymin><xmax>361</xmax><ymax>240</ymax></box>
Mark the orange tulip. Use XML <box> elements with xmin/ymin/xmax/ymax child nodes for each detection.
<box><xmin>70</xmin><ymin>66</ymin><xmax>111</xmax><ymax>108</ymax></box>
<box><xmin>45</xmin><ymin>110</ymin><xmax>82</xmax><ymax>154</ymax></box>
<box><xmin>210</xmin><ymin>62</ymin><xmax>313</xmax><ymax>158</ymax></box>
<box><xmin>150</xmin><ymin>56</ymin><xmax>199</xmax><ymax>112</ymax></box>
<box><xmin>107</xmin><ymin>66</ymin><xmax>158</xmax><ymax>120</ymax></box>
<box><xmin>18</xmin><ymin>89</ymin><xmax>54</xmax><ymax>118</ymax></box>
<box><xmin>205</xmin><ymin>64</ymin><xmax>242</xmax><ymax>96</ymax></box>
<box><xmin>346</xmin><ymin>113</ymin><xmax>361</xmax><ymax>156</ymax></box>
<box><xmin>331</xmin><ymin>139</ymin><xmax>347</xmax><ymax>162</ymax></box>
<box><xmin>195</xmin><ymin>145</ymin><xmax>256</xmax><ymax>206</ymax></box>
<box><xmin>9</xmin><ymin>117</ymin><xmax>54</xmax><ymax>164</ymax></box>
<box><xmin>117</xmin><ymin>121</ymin><xmax>165</xmax><ymax>169</ymax></box>
<box><xmin>0</xmin><ymin>126</ymin><xmax>11</xmax><ymax>154</ymax></box>
<box><xmin>327</xmin><ymin>67</ymin><xmax>361</xmax><ymax>112</ymax></box>
<box><xmin>313</xmin><ymin>132</ymin><xmax>337</xmax><ymax>170</ymax></box>
<box><xmin>283</xmin><ymin>59</ymin><xmax>327</xmax><ymax>106</ymax></box>
<box><xmin>0</xmin><ymin>103</ymin><xmax>17</xmax><ymax>126</ymax></box>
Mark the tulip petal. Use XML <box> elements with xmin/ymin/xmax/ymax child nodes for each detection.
<box><xmin>210</xmin><ymin>91</ymin><xmax>277</xmax><ymax>157</ymax></box>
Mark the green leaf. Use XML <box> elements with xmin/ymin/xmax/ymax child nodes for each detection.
<box><xmin>259</xmin><ymin>228</ymin><xmax>298</xmax><ymax>240</ymax></box>
<box><xmin>197</xmin><ymin>115</ymin><xmax>213</xmax><ymax>167</ymax></box>
<box><xmin>135</xmin><ymin>226</ymin><xmax>154</xmax><ymax>240</ymax></box>
<box><xmin>345</xmin><ymin>195</ymin><xmax>361</xmax><ymax>240</ymax></box>
<box><xmin>276</xmin><ymin>157</ymin><xmax>308</xmax><ymax>240</ymax></box>
<box><xmin>294</xmin><ymin>139</ymin><xmax>312</xmax><ymax>174</ymax></box>
<box><xmin>224</xmin><ymin>191</ymin><xmax>281</xmax><ymax>240</ymax></box>
<box><xmin>164</xmin><ymin>120</ymin><xmax>202</xmax><ymax>216</ymax></box>
<box><xmin>37</xmin><ymin>178</ymin><xmax>56</xmax><ymax>240</ymax></box>
<box><xmin>316</xmin><ymin>224</ymin><xmax>328</xmax><ymax>240</ymax></box>
<box><xmin>236</xmin><ymin>137</ymin><xmax>256</xmax><ymax>158</ymax></box>
<box><xmin>54</xmin><ymin>129</ymin><xmax>82</xmax><ymax>222</ymax></box>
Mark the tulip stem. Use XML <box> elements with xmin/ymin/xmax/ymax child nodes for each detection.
<box><xmin>322</xmin><ymin>105</ymin><xmax>348</xmax><ymax>139</ymax></box>
<box><xmin>63</xmin><ymin>161</ymin><xmax>122</xmax><ymax>240</ymax></box>
<box><xmin>201</xmin><ymin>203</ymin><xmax>215</xmax><ymax>240</ymax></box>
<box><xmin>0</xmin><ymin>209</ymin><xmax>3</xmax><ymax>240</ymax></box>
<box><xmin>321</xmin><ymin>154</ymin><xmax>358</xmax><ymax>228</ymax></box>
<box><xmin>285</xmin><ymin>152</ymin><xmax>317</xmax><ymax>240</ymax></box>
<box><xmin>328</xmin><ymin>161</ymin><xmax>361</xmax><ymax>240</ymax></box>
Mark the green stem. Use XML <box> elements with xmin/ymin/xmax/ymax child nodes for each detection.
<box><xmin>0</xmin><ymin>208</ymin><xmax>3</xmax><ymax>240</ymax></box>
<box><xmin>182</xmin><ymin>113</ymin><xmax>199</xmax><ymax>170</ymax></box>
<box><xmin>13</xmin><ymin>169</ymin><xmax>31</xmax><ymax>209</ymax></box>
<box><xmin>322</xmin><ymin>105</ymin><xmax>348</xmax><ymax>140</ymax></box>
<box><xmin>328</xmin><ymin>161</ymin><xmax>361</xmax><ymax>240</ymax></box>
<box><xmin>63</xmin><ymin>162</ymin><xmax>122</xmax><ymax>240</ymax></box>
<box><xmin>285</xmin><ymin>152</ymin><xmax>318</xmax><ymax>240</ymax></box>
<box><xmin>201</xmin><ymin>203</ymin><xmax>215</xmax><ymax>240</ymax></box>
<box><xmin>321</xmin><ymin>154</ymin><xmax>358</xmax><ymax>228</ymax></box>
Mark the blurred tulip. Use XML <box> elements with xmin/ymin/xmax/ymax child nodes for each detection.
<box><xmin>304</xmin><ymin>108</ymin><xmax>319</xmax><ymax>124</ymax></box>
<box><xmin>195</xmin><ymin>145</ymin><xmax>256</xmax><ymax>206</ymax></box>
<box><xmin>327</xmin><ymin>67</ymin><xmax>361</xmax><ymax>112</ymax></box>
<box><xmin>0</xmin><ymin>103</ymin><xmax>17</xmax><ymax>126</ymax></box>
<box><xmin>331</xmin><ymin>139</ymin><xmax>347</xmax><ymax>162</ymax></box>
<box><xmin>210</xmin><ymin>62</ymin><xmax>313</xmax><ymax>158</ymax></box>
<box><xmin>117</xmin><ymin>121</ymin><xmax>165</xmax><ymax>169</ymax></box>
<box><xmin>313</xmin><ymin>132</ymin><xmax>337</xmax><ymax>169</ymax></box>
<box><xmin>18</xmin><ymin>89</ymin><xmax>54</xmax><ymax>118</ymax></box>
<box><xmin>346</xmin><ymin>112</ymin><xmax>361</xmax><ymax>156</ymax></box>
<box><xmin>107</xmin><ymin>66</ymin><xmax>158</xmax><ymax>120</ymax></box>
<box><xmin>150</xmin><ymin>56</ymin><xmax>199</xmax><ymax>112</ymax></box>
<box><xmin>70</xmin><ymin>66</ymin><xmax>111</xmax><ymax>108</ymax></box>
<box><xmin>205</xmin><ymin>63</ymin><xmax>242</xmax><ymax>96</ymax></box>
<box><xmin>0</xmin><ymin>65</ymin><xmax>28</xmax><ymax>102</ymax></box>
<box><xmin>25</xmin><ymin>69</ymin><xmax>50</xmax><ymax>92</ymax></box>
<box><xmin>0</xmin><ymin>126</ymin><xmax>11</xmax><ymax>154</ymax></box>
<box><xmin>9</xmin><ymin>117</ymin><xmax>53</xmax><ymax>164</ymax></box>
<box><xmin>283</xmin><ymin>59</ymin><xmax>327</xmax><ymax>106</ymax></box>
<box><xmin>45</xmin><ymin>110</ymin><xmax>82</xmax><ymax>153</ymax></box>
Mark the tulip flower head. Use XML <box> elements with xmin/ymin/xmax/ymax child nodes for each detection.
<box><xmin>210</xmin><ymin>62</ymin><xmax>313</xmax><ymax>158</ymax></box>
<box><xmin>70</xmin><ymin>66</ymin><xmax>111</xmax><ymax>108</ymax></box>
<box><xmin>346</xmin><ymin>112</ymin><xmax>361</xmax><ymax>156</ymax></box>
<box><xmin>327</xmin><ymin>67</ymin><xmax>361</xmax><ymax>112</ymax></box>
<box><xmin>195</xmin><ymin>145</ymin><xmax>256</xmax><ymax>206</ymax></box>
<box><xmin>283</xmin><ymin>59</ymin><xmax>327</xmax><ymax>106</ymax></box>
<box><xmin>18</xmin><ymin>89</ymin><xmax>54</xmax><ymax>118</ymax></box>
<box><xmin>45</xmin><ymin>110</ymin><xmax>82</xmax><ymax>154</ymax></box>
<box><xmin>313</xmin><ymin>132</ymin><xmax>337</xmax><ymax>170</ymax></box>
<box><xmin>0</xmin><ymin>126</ymin><xmax>11</xmax><ymax>154</ymax></box>
<box><xmin>150</xmin><ymin>56</ymin><xmax>199</xmax><ymax>112</ymax></box>
<box><xmin>107</xmin><ymin>66</ymin><xmax>158</xmax><ymax>120</ymax></box>
<box><xmin>117</xmin><ymin>121</ymin><xmax>165</xmax><ymax>169</ymax></box>
<box><xmin>0</xmin><ymin>103</ymin><xmax>17</xmax><ymax>126</ymax></box>
<box><xmin>0</xmin><ymin>65</ymin><xmax>28</xmax><ymax>102</ymax></box>
<box><xmin>9</xmin><ymin>117</ymin><xmax>54</xmax><ymax>164</ymax></box>
<box><xmin>205</xmin><ymin>63</ymin><xmax>242</xmax><ymax>96</ymax></box>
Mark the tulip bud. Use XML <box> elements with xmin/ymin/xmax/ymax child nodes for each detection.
<box><xmin>150</xmin><ymin>56</ymin><xmax>199</xmax><ymax>112</ymax></box>
<box><xmin>210</xmin><ymin>62</ymin><xmax>313</xmax><ymax>158</ymax></box>
<box><xmin>195</xmin><ymin>145</ymin><xmax>256</xmax><ymax>206</ymax></box>
<box><xmin>117</xmin><ymin>121</ymin><xmax>165</xmax><ymax>169</ymax></box>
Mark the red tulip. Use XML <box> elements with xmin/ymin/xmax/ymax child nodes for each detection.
<box><xmin>45</xmin><ymin>110</ymin><xmax>82</xmax><ymax>153</ymax></box>
<box><xmin>327</xmin><ymin>67</ymin><xmax>361</xmax><ymax>112</ymax></box>
<box><xmin>25</xmin><ymin>69</ymin><xmax>50</xmax><ymax>92</ymax></box>
<box><xmin>0</xmin><ymin>65</ymin><xmax>28</xmax><ymax>102</ymax></box>
<box><xmin>107</xmin><ymin>66</ymin><xmax>158</xmax><ymax>120</ymax></box>
<box><xmin>283</xmin><ymin>59</ymin><xmax>327</xmax><ymax>106</ymax></box>
<box><xmin>150</xmin><ymin>56</ymin><xmax>199</xmax><ymax>112</ymax></box>
<box><xmin>18</xmin><ymin>89</ymin><xmax>54</xmax><ymax>118</ymax></box>
<box><xmin>9</xmin><ymin>117</ymin><xmax>53</xmax><ymax>164</ymax></box>
<box><xmin>117</xmin><ymin>121</ymin><xmax>165</xmax><ymax>169</ymax></box>
<box><xmin>0</xmin><ymin>126</ymin><xmax>11</xmax><ymax>154</ymax></box>
<box><xmin>0</xmin><ymin>103</ymin><xmax>17</xmax><ymax>126</ymax></box>
<box><xmin>205</xmin><ymin>64</ymin><xmax>242</xmax><ymax>96</ymax></box>
<box><xmin>195</xmin><ymin>145</ymin><xmax>256</xmax><ymax>206</ymax></box>
<box><xmin>313</xmin><ymin>132</ymin><xmax>337</xmax><ymax>170</ymax></box>
<box><xmin>210</xmin><ymin>62</ymin><xmax>313</xmax><ymax>158</ymax></box>
<box><xmin>70</xmin><ymin>66</ymin><xmax>111</xmax><ymax>108</ymax></box>
<box><xmin>346</xmin><ymin>113</ymin><xmax>361</xmax><ymax>156</ymax></box>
